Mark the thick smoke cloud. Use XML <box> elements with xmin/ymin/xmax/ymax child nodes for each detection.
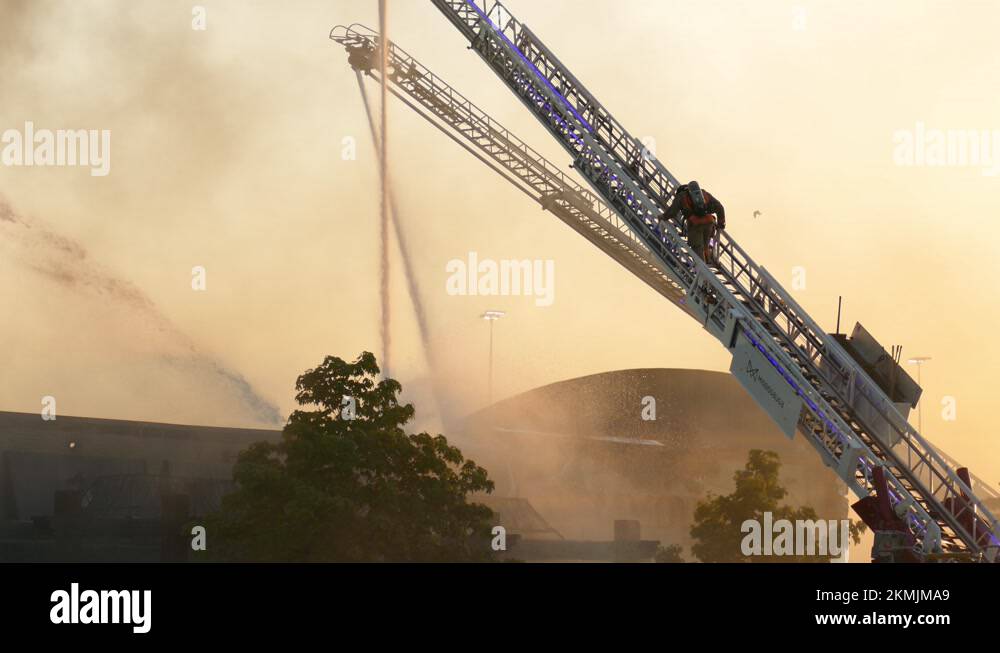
<box><xmin>0</xmin><ymin>196</ymin><xmax>283</xmax><ymax>425</ymax></box>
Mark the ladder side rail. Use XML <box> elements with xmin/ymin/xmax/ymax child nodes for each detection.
<box><xmin>403</xmin><ymin>82</ymin><xmax>689</xmax><ymax>304</ymax></box>
<box><xmin>508</xmin><ymin>18</ymin><xmax>685</xmax><ymax>205</ymax></box>
<box><xmin>407</xmin><ymin>68</ymin><xmax>621</xmax><ymax>226</ymax></box>
<box><xmin>516</xmin><ymin>24</ymin><xmax>681</xmax><ymax>200</ymax></box>
<box><xmin>935</xmin><ymin>446</ymin><xmax>1000</xmax><ymax>501</ymax></box>
<box><xmin>334</xmin><ymin>26</ymin><xmax>621</xmax><ymax>227</ymax></box>
<box><xmin>471</xmin><ymin>3</ymin><xmax>663</xmax><ymax>174</ymax></box>
<box><xmin>400</xmin><ymin>71</ymin><xmax>677</xmax><ymax>269</ymax></box>
<box><xmin>431</xmin><ymin>1</ymin><xmax>683</xmax><ymax>208</ymax></box>
<box><xmin>381</xmin><ymin>30</ymin><xmax>629</xmax><ymax>229</ymax></box>
<box><xmin>399</xmin><ymin>49</ymin><xmax>576</xmax><ymax>200</ymax></box>
<box><xmin>436</xmin><ymin>1</ymin><xmax>607</xmax><ymax>147</ymax></box>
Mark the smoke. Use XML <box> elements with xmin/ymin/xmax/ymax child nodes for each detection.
<box><xmin>0</xmin><ymin>0</ymin><xmax>46</xmax><ymax>61</ymax></box>
<box><xmin>460</xmin><ymin>389</ymin><xmax>668</xmax><ymax>541</ymax></box>
<box><xmin>0</xmin><ymin>0</ymin><xmax>290</xmax><ymax>427</ymax></box>
<box><xmin>0</xmin><ymin>196</ymin><xmax>283</xmax><ymax>426</ymax></box>
<box><xmin>460</xmin><ymin>370</ymin><xmax>848</xmax><ymax>547</ymax></box>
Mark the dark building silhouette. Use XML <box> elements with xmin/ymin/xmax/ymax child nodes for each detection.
<box><xmin>0</xmin><ymin>411</ymin><xmax>277</xmax><ymax>561</ymax></box>
<box><xmin>0</xmin><ymin>368</ymin><xmax>849</xmax><ymax>561</ymax></box>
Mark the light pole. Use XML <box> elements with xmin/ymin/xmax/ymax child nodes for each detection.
<box><xmin>907</xmin><ymin>356</ymin><xmax>931</xmax><ymax>433</ymax></box>
<box><xmin>480</xmin><ymin>310</ymin><xmax>505</xmax><ymax>405</ymax></box>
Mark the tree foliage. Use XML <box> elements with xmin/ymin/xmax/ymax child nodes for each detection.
<box><xmin>654</xmin><ymin>543</ymin><xmax>685</xmax><ymax>563</ymax></box>
<box><xmin>203</xmin><ymin>352</ymin><xmax>496</xmax><ymax>562</ymax></box>
<box><xmin>689</xmin><ymin>449</ymin><xmax>864</xmax><ymax>563</ymax></box>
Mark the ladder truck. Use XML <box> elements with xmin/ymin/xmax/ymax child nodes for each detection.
<box><xmin>330</xmin><ymin>1</ymin><xmax>1000</xmax><ymax>562</ymax></box>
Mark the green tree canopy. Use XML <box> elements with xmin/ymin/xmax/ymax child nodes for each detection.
<box><xmin>203</xmin><ymin>351</ymin><xmax>496</xmax><ymax>562</ymax></box>
<box><xmin>689</xmin><ymin>449</ymin><xmax>864</xmax><ymax>563</ymax></box>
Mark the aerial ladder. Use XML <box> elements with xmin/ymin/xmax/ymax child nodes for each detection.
<box><xmin>331</xmin><ymin>1</ymin><xmax>1000</xmax><ymax>561</ymax></box>
<box><xmin>332</xmin><ymin>24</ymin><xmax>690</xmax><ymax>313</ymax></box>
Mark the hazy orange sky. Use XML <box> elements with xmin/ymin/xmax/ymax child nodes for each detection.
<box><xmin>1</xmin><ymin>1</ymin><xmax>998</xmax><ymax>485</ymax></box>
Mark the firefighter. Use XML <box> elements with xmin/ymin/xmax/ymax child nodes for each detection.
<box><xmin>663</xmin><ymin>181</ymin><xmax>726</xmax><ymax>263</ymax></box>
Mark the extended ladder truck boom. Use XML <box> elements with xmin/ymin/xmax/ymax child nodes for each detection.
<box><xmin>330</xmin><ymin>23</ymin><xmax>1000</xmax><ymax>530</ymax></box>
<box><xmin>332</xmin><ymin>1</ymin><xmax>1000</xmax><ymax>561</ymax></box>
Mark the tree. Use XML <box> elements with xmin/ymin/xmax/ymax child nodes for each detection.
<box><xmin>689</xmin><ymin>449</ymin><xmax>865</xmax><ymax>563</ymax></box>
<box><xmin>202</xmin><ymin>351</ymin><xmax>496</xmax><ymax>562</ymax></box>
<box><xmin>654</xmin><ymin>543</ymin><xmax>685</xmax><ymax>563</ymax></box>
